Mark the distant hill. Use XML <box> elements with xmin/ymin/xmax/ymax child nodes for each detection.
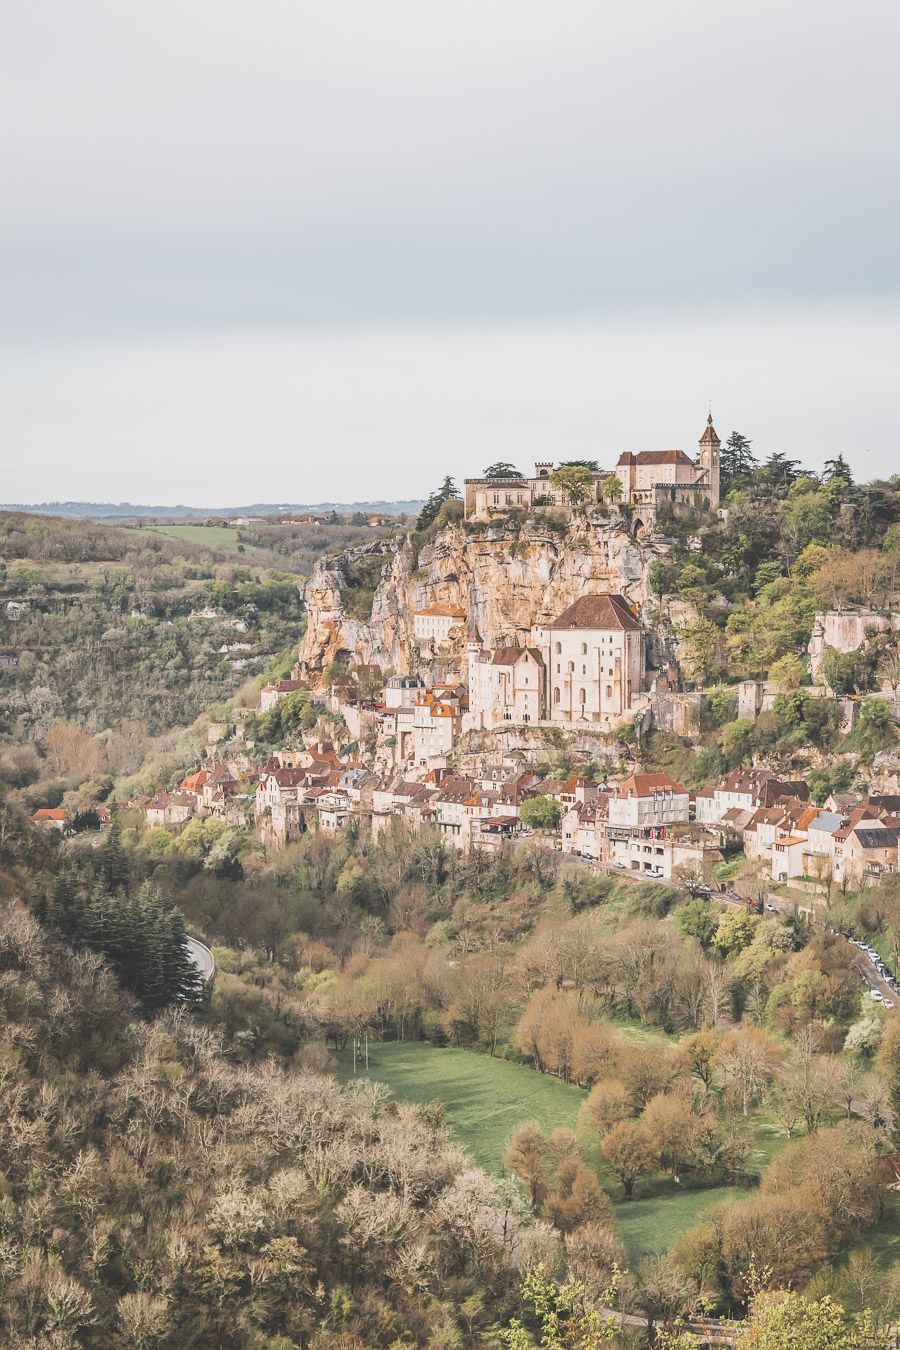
<box><xmin>0</xmin><ymin>499</ymin><xmax>424</xmax><ymax>521</ymax></box>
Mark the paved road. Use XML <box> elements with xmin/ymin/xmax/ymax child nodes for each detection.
<box><xmin>186</xmin><ymin>937</ymin><xmax>215</xmax><ymax>982</ymax></box>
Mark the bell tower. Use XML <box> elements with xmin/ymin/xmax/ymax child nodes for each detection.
<box><xmin>698</xmin><ymin>413</ymin><xmax>721</xmax><ymax>508</ymax></box>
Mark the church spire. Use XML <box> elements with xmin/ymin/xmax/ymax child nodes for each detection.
<box><xmin>699</xmin><ymin>412</ymin><xmax>720</xmax><ymax>446</ymax></box>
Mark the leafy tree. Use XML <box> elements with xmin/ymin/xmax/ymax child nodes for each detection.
<box><xmin>520</xmin><ymin>797</ymin><xmax>563</xmax><ymax>831</ymax></box>
<box><xmin>558</xmin><ymin>460</ymin><xmax>600</xmax><ymax>472</ymax></box>
<box><xmin>600</xmin><ymin>476</ymin><xmax>623</xmax><ymax>504</ymax></box>
<box><xmin>482</xmin><ymin>462</ymin><xmax>523</xmax><ymax>478</ymax></box>
<box><xmin>549</xmin><ymin>465</ymin><xmax>595</xmax><ymax>508</ymax></box>
<box><xmin>678</xmin><ymin>617</ymin><xmax>726</xmax><ymax>685</ymax></box>
<box><xmin>501</xmin><ymin>1264</ymin><xmax>620</xmax><ymax>1348</ymax></box>
<box><xmin>713</xmin><ymin>908</ymin><xmax>760</xmax><ymax>957</ymax></box>
<box><xmin>675</xmin><ymin>898</ymin><xmax>717</xmax><ymax>948</ymax></box>
<box><xmin>601</xmin><ymin>1120</ymin><xmax>657</xmax><ymax>1199</ymax></box>
<box><xmin>768</xmin><ymin>653</ymin><xmax>805</xmax><ymax>689</ymax></box>
<box><xmin>739</xmin><ymin>1291</ymin><xmax>888</xmax><ymax>1349</ymax></box>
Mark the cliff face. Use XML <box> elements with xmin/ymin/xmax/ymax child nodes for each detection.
<box><xmin>298</xmin><ymin>516</ymin><xmax>669</xmax><ymax>681</ymax></box>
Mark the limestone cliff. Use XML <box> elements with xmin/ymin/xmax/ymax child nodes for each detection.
<box><xmin>298</xmin><ymin>515</ymin><xmax>674</xmax><ymax>682</ymax></box>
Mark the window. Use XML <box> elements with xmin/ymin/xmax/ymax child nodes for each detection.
<box><xmin>567</xmin><ymin>660</ymin><xmax>574</xmax><ymax>672</ymax></box>
<box><xmin>606</xmin><ymin>685</ymin><xmax>612</xmax><ymax>699</ymax></box>
<box><xmin>582</xmin><ymin>665</ymin><xmax>586</xmax><ymax>674</ymax></box>
<box><xmin>579</xmin><ymin>688</ymin><xmax>586</xmax><ymax>705</ymax></box>
<box><xmin>553</xmin><ymin>687</ymin><xmax>560</xmax><ymax>704</ymax></box>
<box><xmin>555</xmin><ymin>641</ymin><xmax>561</xmax><ymax>654</ymax></box>
<box><xmin>580</xmin><ymin>642</ymin><xmax>587</xmax><ymax>655</ymax></box>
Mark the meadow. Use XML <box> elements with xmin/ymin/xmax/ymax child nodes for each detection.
<box><xmin>336</xmin><ymin>1039</ymin><xmax>772</xmax><ymax>1263</ymax></box>
<box><xmin>148</xmin><ymin>524</ymin><xmax>242</xmax><ymax>550</ymax></box>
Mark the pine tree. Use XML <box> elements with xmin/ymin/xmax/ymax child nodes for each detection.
<box><xmin>720</xmin><ymin>431</ymin><xmax>757</xmax><ymax>493</ymax></box>
<box><xmin>416</xmin><ymin>476</ymin><xmax>460</xmax><ymax>531</ymax></box>
<box><xmin>99</xmin><ymin>816</ymin><xmax>129</xmax><ymax>893</ymax></box>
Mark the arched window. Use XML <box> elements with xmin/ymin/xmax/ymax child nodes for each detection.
<box><xmin>580</xmin><ymin>642</ymin><xmax>587</xmax><ymax>655</ymax></box>
<box><xmin>606</xmin><ymin>685</ymin><xmax>612</xmax><ymax>699</ymax></box>
<box><xmin>567</xmin><ymin>660</ymin><xmax>574</xmax><ymax>672</ymax></box>
<box><xmin>579</xmin><ymin>688</ymin><xmax>586</xmax><ymax>705</ymax></box>
<box><xmin>554</xmin><ymin>641</ymin><xmax>561</xmax><ymax>654</ymax></box>
<box><xmin>553</xmin><ymin>687</ymin><xmax>560</xmax><ymax>704</ymax></box>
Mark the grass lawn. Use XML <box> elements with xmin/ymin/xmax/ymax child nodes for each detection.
<box><xmin>613</xmin><ymin>1182</ymin><xmax>745</xmax><ymax>1261</ymax></box>
<box><xmin>336</xmin><ymin>1041</ymin><xmax>584</xmax><ymax>1173</ymax></box>
<box><xmin>147</xmin><ymin>524</ymin><xmax>242</xmax><ymax>550</ymax></box>
<box><xmin>850</xmin><ymin>1192</ymin><xmax>900</xmax><ymax>1271</ymax></box>
<box><xmin>335</xmin><ymin>1040</ymin><xmax>790</xmax><ymax>1264</ymax></box>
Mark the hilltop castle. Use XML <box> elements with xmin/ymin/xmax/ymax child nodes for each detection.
<box><xmin>463</xmin><ymin>415</ymin><xmax>720</xmax><ymax>529</ymax></box>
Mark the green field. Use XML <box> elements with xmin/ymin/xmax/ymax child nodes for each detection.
<box><xmin>335</xmin><ymin>1040</ymin><xmax>769</xmax><ymax>1262</ymax></box>
<box><xmin>337</xmin><ymin>1041</ymin><xmax>584</xmax><ymax>1172</ymax></box>
<box><xmin>147</xmin><ymin>524</ymin><xmax>242</xmax><ymax>550</ymax></box>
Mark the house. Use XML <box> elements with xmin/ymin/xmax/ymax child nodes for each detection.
<box><xmin>383</xmin><ymin>675</ymin><xmax>426</xmax><ymax>710</ymax></box>
<box><xmin>772</xmin><ymin>835</ymin><xmax>809</xmax><ymax>883</ymax></box>
<box><xmin>607</xmin><ymin>822</ymin><xmax>723</xmax><ymax>880</ymax></box>
<box><xmin>145</xmin><ymin>793</ymin><xmax>172</xmax><ymax>827</ymax></box>
<box><xmin>533</xmin><ymin>594</ymin><xmax>645</xmax><ymax>727</ymax></box>
<box><xmin>607</xmin><ymin>772</ymin><xmax>690</xmax><ymax>828</ymax></box>
<box><xmin>412</xmin><ymin>689</ymin><xmax>466</xmax><ymax>765</ymax></box>
<box><xmin>831</xmin><ymin>822</ymin><xmax>900</xmax><ymax>888</ymax></box>
<box><xmin>32</xmin><ymin>807</ymin><xmax>66</xmax><ymax>831</ymax></box>
<box><xmin>712</xmin><ymin>769</ymin><xmax>809</xmax><ymax>821</ymax></box>
<box><xmin>260</xmin><ymin>678</ymin><xmax>308</xmax><ymax>712</ymax></box>
<box><xmin>412</xmin><ymin>603</ymin><xmax>466</xmax><ymax>647</ymax></box>
<box><xmin>145</xmin><ymin>792</ymin><xmax>195</xmax><ymax>827</ymax></box>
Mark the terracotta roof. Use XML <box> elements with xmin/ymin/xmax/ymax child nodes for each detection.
<box><xmin>616</xmin><ymin>449</ymin><xmax>696</xmax><ymax>467</ymax></box>
<box><xmin>33</xmin><ymin>808</ymin><xmax>66</xmax><ymax>821</ymax></box>
<box><xmin>415</xmin><ymin>603</ymin><xmax>466</xmax><ymax>618</ymax></box>
<box><xmin>615</xmin><ymin>772</ymin><xmax>687</xmax><ymax>797</ymax></box>
<box><xmin>490</xmin><ymin>646</ymin><xmax>543</xmax><ymax>665</ymax></box>
<box><xmin>549</xmin><ymin>594</ymin><xmax>642</xmax><ymax>632</ymax></box>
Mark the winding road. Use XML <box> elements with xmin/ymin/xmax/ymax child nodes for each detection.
<box><xmin>186</xmin><ymin>937</ymin><xmax>215</xmax><ymax>982</ymax></box>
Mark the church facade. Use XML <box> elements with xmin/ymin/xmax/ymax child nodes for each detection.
<box><xmin>466</xmin><ymin>593</ymin><xmax>646</xmax><ymax>731</ymax></box>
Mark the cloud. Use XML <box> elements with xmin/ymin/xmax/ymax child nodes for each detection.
<box><xmin>2</xmin><ymin>306</ymin><xmax>897</xmax><ymax>504</ymax></box>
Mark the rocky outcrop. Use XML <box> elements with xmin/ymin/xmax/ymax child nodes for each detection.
<box><xmin>298</xmin><ymin>515</ymin><xmax>674</xmax><ymax>683</ymax></box>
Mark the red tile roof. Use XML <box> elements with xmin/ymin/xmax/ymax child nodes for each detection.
<box><xmin>549</xmin><ymin>594</ymin><xmax>642</xmax><ymax>632</ymax></box>
<box><xmin>615</xmin><ymin>772</ymin><xmax>687</xmax><ymax>798</ymax></box>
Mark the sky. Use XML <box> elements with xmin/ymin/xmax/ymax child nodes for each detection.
<box><xmin>3</xmin><ymin>0</ymin><xmax>899</xmax><ymax>504</ymax></box>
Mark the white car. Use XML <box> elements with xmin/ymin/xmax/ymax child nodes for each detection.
<box><xmin>870</xmin><ymin>988</ymin><xmax>883</xmax><ymax>1000</ymax></box>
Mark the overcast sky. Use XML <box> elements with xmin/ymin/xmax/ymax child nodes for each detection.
<box><xmin>3</xmin><ymin>0</ymin><xmax>899</xmax><ymax>504</ymax></box>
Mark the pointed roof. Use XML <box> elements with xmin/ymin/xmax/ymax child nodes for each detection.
<box><xmin>699</xmin><ymin>413</ymin><xmax>720</xmax><ymax>446</ymax></box>
<box><xmin>549</xmin><ymin>594</ymin><xmax>642</xmax><ymax>632</ymax></box>
<box><xmin>466</xmin><ymin>611</ymin><xmax>483</xmax><ymax>644</ymax></box>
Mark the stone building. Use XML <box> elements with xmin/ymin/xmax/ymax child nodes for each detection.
<box><xmin>466</xmin><ymin>633</ymin><xmax>545</xmax><ymax>729</ymax></box>
<box><xmin>613</xmin><ymin>416</ymin><xmax>720</xmax><ymax>530</ymax></box>
<box><xmin>463</xmin><ymin>416</ymin><xmax>720</xmax><ymax>525</ymax></box>
<box><xmin>534</xmin><ymin>594</ymin><xmax>645</xmax><ymax>727</ymax></box>
<box><xmin>466</xmin><ymin>593</ymin><xmax>647</xmax><ymax>730</ymax></box>
<box><xmin>412</xmin><ymin>603</ymin><xmax>467</xmax><ymax>648</ymax></box>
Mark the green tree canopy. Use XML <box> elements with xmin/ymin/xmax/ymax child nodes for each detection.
<box><xmin>549</xmin><ymin>465</ymin><xmax>595</xmax><ymax>507</ymax></box>
<box><xmin>482</xmin><ymin>462</ymin><xmax>523</xmax><ymax>478</ymax></box>
<box><xmin>519</xmin><ymin>796</ymin><xmax>563</xmax><ymax>830</ymax></box>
